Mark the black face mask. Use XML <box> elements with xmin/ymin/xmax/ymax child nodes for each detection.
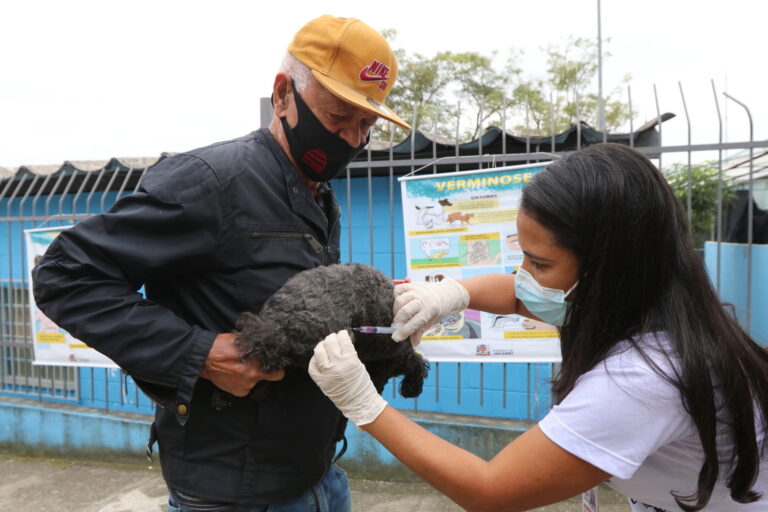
<box><xmin>279</xmin><ymin>83</ymin><xmax>369</xmax><ymax>182</ymax></box>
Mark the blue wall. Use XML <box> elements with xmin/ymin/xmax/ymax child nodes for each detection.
<box><xmin>704</xmin><ymin>242</ymin><xmax>768</xmax><ymax>345</ymax></box>
<box><xmin>77</xmin><ymin>367</ymin><xmax>156</xmax><ymax>413</ymax></box>
<box><xmin>2</xmin><ymin>175</ymin><xmax>553</xmax><ymax>421</ymax></box>
<box><xmin>334</xmin><ymin>175</ymin><xmax>407</xmax><ymax>277</ymax></box>
<box><xmin>0</xmin><ymin>191</ymin><xmax>122</xmax><ymax>281</ymax></box>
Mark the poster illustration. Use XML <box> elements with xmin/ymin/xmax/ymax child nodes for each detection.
<box><xmin>399</xmin><ymin>163</ymin><xmax>562</xmax><ymax>362</ymax></box>
<box><xmin>25</xmin><ymin>226</ymin><xmax>118</xmax><ymax>368</ymax></box>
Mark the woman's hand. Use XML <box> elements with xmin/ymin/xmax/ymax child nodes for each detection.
<box><xmin>391</xmin><ymin>277</ymin><xmax>469</xmax><ymax>345</ymax></box>
<box><xmin>308</xmin><ymin>330</ymin><xmax>387</xmax><ymax>426</ymax></box>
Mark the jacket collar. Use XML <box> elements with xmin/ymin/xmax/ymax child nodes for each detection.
<box><xmin>259</xmin><ymin>128</ymin><xmax>336</xmax><ymax>238</ymax></box>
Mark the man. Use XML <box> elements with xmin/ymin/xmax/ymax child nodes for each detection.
<box><xmin>32</xmin><ymin>15</ymin><xmax>409</xmax><ymax>512</ymax></box>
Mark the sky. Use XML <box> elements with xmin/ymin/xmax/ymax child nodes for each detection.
<box><xmin>1</xmin><ymin>0</ymin><xmax>766</xmax><ymax>169</ymax></box>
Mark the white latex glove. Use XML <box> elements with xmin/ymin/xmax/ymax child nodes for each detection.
<box><xmin>391</xmin><ymin>276</ymin><xmax>470</xmax><ymax>345</ymax></box>
<box><xmin>309</xmin><ymin>330</ymin><xmax>387</xmax><ymax>427</ymax></box>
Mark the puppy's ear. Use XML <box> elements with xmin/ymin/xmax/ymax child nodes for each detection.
<box><xmin>234</xmin><ymin>312</ymin><xmax>268</xmax><ymax>358</ymax></box>
<box><xmin>398</xmin><ymin>355</ymin><xmax>429</xmax><ymax>398</ymax></box>
<box><xmin>235</xmin><ymin>311</ymin><xmax>260</xmax><ymax>333</ymax></box>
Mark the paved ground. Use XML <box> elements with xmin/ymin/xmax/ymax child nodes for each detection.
<box><xmin>0</xmin><ymin>452</ymin><xmax>631</xmax><ymax>511</ymax></box>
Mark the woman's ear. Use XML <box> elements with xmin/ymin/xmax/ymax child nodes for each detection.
<box><xmin>272</xmin><ymin>73</ymin><xmax>291</xmax><ymax>117</ymax></box>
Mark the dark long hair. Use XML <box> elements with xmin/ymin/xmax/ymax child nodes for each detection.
<box><xmin>521</xmin><ymin>143</ymin><xmax>768</xmax><ymax>511</ymax></box>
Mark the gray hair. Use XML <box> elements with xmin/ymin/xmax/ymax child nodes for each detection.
<box><xmin>279</xmin><ymin>53</ymin><xmax>313</xmax><ymax>93</ymax></box>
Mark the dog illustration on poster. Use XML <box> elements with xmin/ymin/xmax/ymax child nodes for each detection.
<box><xmin>414</xmin><ymin>198</ymin><xmax>452</xmax><ymax>229</ymax></box>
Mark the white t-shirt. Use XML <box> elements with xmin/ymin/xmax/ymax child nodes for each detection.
<box><xmin>538</xmin><ymin>333</ymin><xmax>767</xmax><ymax>511</ymax></box>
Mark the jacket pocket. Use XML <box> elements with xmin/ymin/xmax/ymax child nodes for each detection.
<box><xmin>233</xmin><ymin>231</ymin><xmax>327</xmax><ymax>312</ymax></box>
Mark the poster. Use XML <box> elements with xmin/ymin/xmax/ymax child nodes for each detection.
<box><xmin>399</xmin><ymin>163</ymin><xmax>562</xmax><ymax>362</ymax></box>
<box><xmin>25</xmin><ymin>226</ymin><xmax>118</xmax><ymax>368</ymax></box>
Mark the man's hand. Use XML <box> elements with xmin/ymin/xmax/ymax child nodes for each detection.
<box><xmin>200</xmin><ymin>333</ymin><xmax>284</xmax><ymax>396</ymax></box>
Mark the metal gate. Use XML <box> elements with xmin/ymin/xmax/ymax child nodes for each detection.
<box><xmin>1</xmin><ymin>82</ymin><xmax>766</xmax><ymax>420</ymax></box>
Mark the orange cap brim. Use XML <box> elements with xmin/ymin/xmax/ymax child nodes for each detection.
<box><xmin>311</xmin><ymin>70</ymin><xmax>411</xmax><ymax>131</ymax></box>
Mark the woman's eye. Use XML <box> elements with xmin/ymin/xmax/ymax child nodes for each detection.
<box><xmin>531</xmin><ymin>261</ymin><xmax>544</xmax><ymax>270</ymax></box>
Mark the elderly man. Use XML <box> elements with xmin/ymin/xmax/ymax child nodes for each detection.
<box><xmin>32</xmin><ymin>15</ymin><xmax>409</xmax><ymax>512</ymax></box>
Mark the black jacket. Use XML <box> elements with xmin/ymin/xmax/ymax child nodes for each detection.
<box><xmin>32</xmin><ymin>129</ymin><xmax>346</xmax><ymax>505</ymax></box>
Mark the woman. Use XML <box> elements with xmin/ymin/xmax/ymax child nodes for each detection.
<box><xmin>309</xmin><ymin>143</ymin><xmax>768</xmax><ymax>511</ymax></box>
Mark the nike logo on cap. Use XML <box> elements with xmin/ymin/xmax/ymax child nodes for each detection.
<box><xmin>359</xmin><ymin>59</ymin><xmax>390</xmax><ymax>82</ymax></box>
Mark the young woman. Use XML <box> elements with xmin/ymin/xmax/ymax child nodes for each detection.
<box><xmin>309</xmin><ymin>143</ymin><xmax>768</xmax><ymax>511</ymax></box>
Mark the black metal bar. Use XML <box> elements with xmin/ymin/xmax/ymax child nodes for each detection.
<box><xmin>678</xmin><ymin>82</ymin><xmax>693</xmax><ymax>222</ymax></box>
<box><xmin>711</xmin><ymin>80</ymin><xmax>723</xmax><ymax>294</ymax></box>
<box><xmin>723</xmin><ymin>92</ymin><xmax>755</xmax><ymax>334</ymax></box>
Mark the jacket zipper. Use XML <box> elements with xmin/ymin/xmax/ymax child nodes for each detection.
<box><xmin>251</xmin><ymin>228</ymin><xmax>338</xmax><ymax>489</ymax></box>
<box><xmin>249</xmin><ymin>231</ymin><xmax>324</xmax><ymax>253</ymax></box>
<box><xmin>327</xmin><ymin>210</ymin><xmax>340</xmax><ymax>265</ymax></box>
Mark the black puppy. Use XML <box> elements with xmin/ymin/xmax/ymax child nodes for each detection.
<box><xmin>214</xmin><ymin>263</ymin><xmax>428</xmax><ymax>410</ymax></box>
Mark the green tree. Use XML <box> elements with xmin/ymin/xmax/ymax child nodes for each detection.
<box><xmin>508</xmin><ymin>79</ymin><xmax>549</xmax><ymax>134</ymax></box>
<box><xmin>663</xmin><ymin>163</ymin><xmax>735</xmax><ymax>248</ymax></box>
<box><xmin>377</xmin><ymin>30</ymin><xmax>460</xmax><ymax>143</ymax></box>
<box><xmin>451</xmin><ymin>51</ymin><xmax>510</xmax><ymax>139</ymax></box>
<box><xmin>377</xmin><ymin>31</ymin><xmax>632</xmax><ymax>142</ymax></box>
<box><xmin>379</xmin><ymin>50</ymin><xmax>460</xmax><ymax>143</ymax></box>
<box><xmin>510</xmin><ymin>37</ymin><xmax>631</xmax><ymax>135</ymax></box>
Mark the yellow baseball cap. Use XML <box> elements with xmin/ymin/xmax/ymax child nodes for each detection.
<box><xmin>288</xmin><ymin>15</ymin><xmax>411</xmax><ymax>130</ymax></box>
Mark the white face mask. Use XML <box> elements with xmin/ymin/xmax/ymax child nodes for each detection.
<box><xmin>514</xmin><ymin>267</ymin><xmax>578</xmax><ymax>326</ymax></box>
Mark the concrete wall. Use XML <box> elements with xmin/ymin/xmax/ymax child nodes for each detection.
<box><xmin>0</xmin><ymin>396</ymin><xmax>150</xmax><ymax>462</ymax></box>
<box><xmin>341</xmin><ymin>412</ymin><xmax>529</xmax><ymax>480</ymax></box>
<box><xmin>0</xmin><ymin>396</ymin><xmax>529</xmax><ymax>481</ymax></box>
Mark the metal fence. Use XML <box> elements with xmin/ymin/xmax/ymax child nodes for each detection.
<box><xmin>1</xmin><ymin>81</ymin><xmax>766</xmax><ymax>422</ymax></box>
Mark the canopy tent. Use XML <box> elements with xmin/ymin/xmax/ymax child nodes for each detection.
<box><xmin>1</xmin><ymin>114</ymin><xmax>675</xmax><ymax>197</ymax></box>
